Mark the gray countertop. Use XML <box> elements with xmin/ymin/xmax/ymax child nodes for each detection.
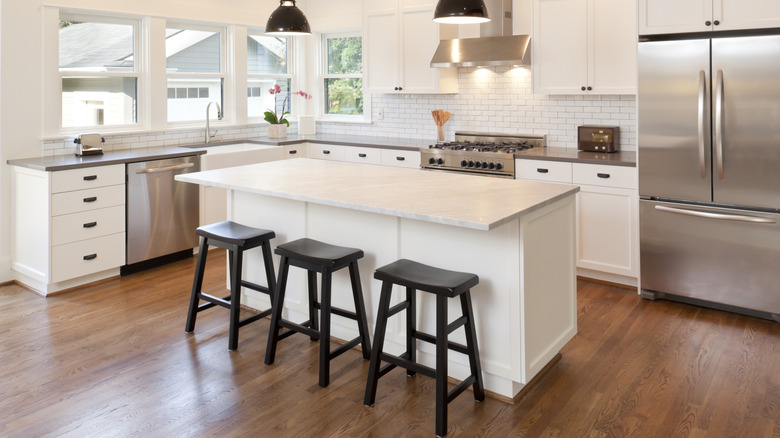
<box><xmin>8</xmin><ymin>134</ymin><xmax>635</xmax><ymax>171</ymax></box>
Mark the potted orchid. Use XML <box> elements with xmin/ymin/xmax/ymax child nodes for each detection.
<box><xmin>265</xmin><ymin>84</ymin><xmax>312</xmax><ymax>138</ymax></box>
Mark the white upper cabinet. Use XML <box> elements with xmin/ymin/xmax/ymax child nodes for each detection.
<box><xmin>533</xmin><ymin>0</ymin><xmax>637</xmax><ymax>95</ymax></box>
<box><xmin>639</xmin><ymin>0</ymin><xmax>780</xmax><ymax>35</ymax></box>
<box><xmin>364</xmin><ymin>0</ymin><xmax>458</xmax><ymax>93</ymax></box>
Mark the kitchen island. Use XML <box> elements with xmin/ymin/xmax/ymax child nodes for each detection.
<box><xmin>176</xmin><ymin>158</ymin><xmax>579</xmax><ymax>401</ymax></box>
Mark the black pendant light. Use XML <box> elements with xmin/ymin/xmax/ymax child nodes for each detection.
<box><xmin>265</xmin><ymin>0</ymin><xmax>312</xmax><ymax>36</ymax></box>
<box><xmin>433</xmin><ymin>0</ymin><xmax>490</xmax><ymax>24</ymax></box>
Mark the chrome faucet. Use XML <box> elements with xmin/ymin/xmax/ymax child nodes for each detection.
<box><xmin>205</xmin><ymin>101</ymin><xmax>223</xmax><ymax>144</ymax></box>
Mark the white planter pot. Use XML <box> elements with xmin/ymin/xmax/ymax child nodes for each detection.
<box><xmin>268</xmin><ymin>124</ymin><xmax>287</xmax><ymax>139</ymax></box>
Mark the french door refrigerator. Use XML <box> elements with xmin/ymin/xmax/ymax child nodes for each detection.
<box><xmin>638</xmin><ymin>33</ymin><xmax>780</xmax><ymax>321</ymax></box>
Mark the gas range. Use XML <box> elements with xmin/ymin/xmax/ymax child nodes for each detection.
<box><xmin>420</xmin><ymin>132</ymin><xmax>547</xmax><ymax>178</ymax></box>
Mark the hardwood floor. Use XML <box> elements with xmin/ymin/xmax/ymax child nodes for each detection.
<box><xmin>1</xmin><ymin>252</ymin><xmax>779</xmax><ymax>437</ymax></box>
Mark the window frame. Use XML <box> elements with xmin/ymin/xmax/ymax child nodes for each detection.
<box><xmin>56</xmin><ymin>12</ymin><xmax>143</xmax><ymax>134</ymax></box>
<box><xmin>246</xmin><ymin>28</ymin><xmax>295</xmax><ymax>123</ymax></box>
<box><xmin>165</xmin><ymin>21</ymin><xmax>228</xmax><ymax>127</ymax></box>
<box><xmin>318</xmin><ymin>31</ymin><xmax>369</xmax><ymax>123</ymax></box>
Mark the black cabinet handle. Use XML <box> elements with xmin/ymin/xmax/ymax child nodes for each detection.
<box><xmin>359</xmin><ymin>153</ymin><xmax>367</xmax><ymax>158</ymax></box>
<box><xmin>83</xmin><ymin>175</ymin><xmax>97</xmax><ymax>181</ymax></box>
<box><xmin>83</xmin><ymin>254</ymin><xmax>97</xmax><ymax>261</ymax></box>
<box><xmin>597</xmin><ymin>173</ymin><xmax>611</xmax><ymax>179</ymax></box>
<box><xmin>587</xmin><ymin>86</ymin><xmax>592</xmax><ymax>91</ymax></box>
<box><xmin>396</xmin><ymin>156</ymin><xmax>405</xmax><ymax>161</ymax></box>
<box><xmin>288</xmin><ymin>150</ymin><xmax>297</xmax><ymax>155</ymax></box>
<box><xmin>394</xmin><ymin>87</ymin><xmax>399</xmax><ymax>91</ymax></box>
<box><xmin>581</xmin><ymin>86</ymin><xmax>586</xmax><ymax>91</ymax></box>
<box><xmin>323</xmin><ymin>150</ymin><xmax>331</xmax><ymax>154</ymax></box>
<box><xmin>705</xmin><ymin>20</ymin><xmax>712</xmax><ymax>26</ymax></box>
<box><xmin>83</xmin><ymin>222</ymin><xmax>97</xmax><ymax>228</ymax></box>
<box><xmin>537</xmin><ymin>168</ymin><xmax>549</xmax><ymax>173</ymax></box>
<box><xmin>713</xmin><ymin>20</ymin><xmax>720</xmax><ymax>25</ymax></box>
<box><xmin>83</xmin><ymin>196</ymin><xmax>98</xmax><ymax>203</ymax></box>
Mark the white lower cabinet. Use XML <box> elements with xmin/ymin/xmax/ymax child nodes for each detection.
<box><xmin>380</xmin><ymin>149</ymin><xmax>421</xmax><ymax>168</ymax></box>
<box><xmin>12</xmin><ymin>164</ymin><xmax>126</xmax><ymax>294</ymax></box>
<box><xmin>343</xmin><ymin>146</ymin><xmax>382</xmax><ymax>165</ymax></box>
<box><xmin>516</xmin><ymin>159</ymin><xmax>639</xmax><ymax>284</ymax></box>
<box><xmin>308</xmin><ymin>144</ymin><xmax>346</xmax><ymax>161</ymax></box>
<box><xmin>308</xmin><ymin>143</ymin><xmax>421</xmax><ymax>169</ymax></box>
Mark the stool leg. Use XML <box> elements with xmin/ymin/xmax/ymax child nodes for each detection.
<box><xmin>364</xmin><ymin>280</ymin><xmax>393</xmax><ymax>407</ymax></box>
<box><xmin>318</xmin><ymin>270</ymin><xmax>333</xmax><ymax>387</ymax></box>
<box><xmin>406</xmin><ymin>286</ymin><xmax>417</xmax><ymax>377</ymax></box>
<box><xmin>227</xmin><ymin>247</ymin><xmax>243</xmax><ymax>351</ymax></box>
<box><xmin>265</xmin><ymin>255</ymin><xmax>290</xmax><ymax>365</ymax></box>
<box><xmin>307</xmin><ymin>270</ymin><xmax>319</xmax><ymax>341</ymax></box>
<box><xmin>461</xmin><ymin>291</ymin><xmax>485</xmax><ymax>402</ymax></box>
<box><xmin>261</xmin><ymin>240</ymin><xmax>277</xmax><ymax>304</ymax></box>
<box><xmin>348</xmin><ymin>261</ymin><xmax>372</xmax><ymax>359</ymax></box>
<box><xmin>185</xmin><ymin>237</ymin><xmax>209</xmax><ymax>333</ymax></box>
<box><xmin>435</xmin><ymin>294</ymin><xmax>449</xmax><ymax>438</ymax></box>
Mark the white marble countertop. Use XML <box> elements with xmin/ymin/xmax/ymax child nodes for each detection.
<box><xmin>177</xmin><ymin>158</ymin><xmax>579</xmax><ymax>231</ymax></box>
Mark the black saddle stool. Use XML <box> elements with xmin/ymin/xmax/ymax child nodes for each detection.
<box><xmin>185</xmin><ymin>221</ymin><xmax>276</xmax><ymax>351</ymax></box>
<box><xmin>264</xmin><ymin>238</ymin><xmax>372</xmax><ymax>387</ymax></box>
<box><xmin>364</xmin><ymin>259</ymin><xmax>485</xmax><ymax>438</ymax></box>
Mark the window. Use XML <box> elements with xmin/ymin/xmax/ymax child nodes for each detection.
<box><xmin>322</xmin><ymin>34</ymin><xmax>363</xmax><ymax>117</ymax></box>
<box><xmin>247</xmin><ymin>33</ymin><xmax>291</xmax><ymax>120</ymax></box>
<box><xmin>59</xmin><ymin>16</ymin><xmax>139</xmax><ymax>129</ymax></box>
<box><xmin>166</xmin><ymin>25</ymin><xmax>225</xmax><ymax>123</ymax></box>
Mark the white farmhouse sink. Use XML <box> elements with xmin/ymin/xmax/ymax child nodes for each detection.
<box><xmin>200</xmin><ymin>143</ymin><xmax>283</xmax><ymax>171</ymax></box>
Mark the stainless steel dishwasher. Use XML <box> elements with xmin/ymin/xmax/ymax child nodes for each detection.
<box><xmin>122</xmin><ymin>155</ymin><xmax>200</xmax><ymax>274</ymax></box>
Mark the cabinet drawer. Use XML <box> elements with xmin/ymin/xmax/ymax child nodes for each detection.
<box><xmin>344</xmin><ymin>147</ymin><xmax>382</xmax><ymax>165</ymax></box>
<box><xmin>309</xmin><ymin>144</ymin><xmax>345</xmax><ymax>161</ymax></box>
<box><xmin>283</xmin><ymin>144</ymin><xmax>307</xmax><ymax>158</ymax></box>
<box><xmin>51</xmin><ymin>164</ymin><xmax>125</xmax><ymax>193</ymax></box>
<box><xmin>51</xmin><ymin>184</ymin><xmax>125</xmax><ymax>216</ymax></box>
<box><xmin>573</xmin><ymin>163</ymin><xmax>637</xmax><ymax>189</ymax></box>
<box><xmin>51</xmin><ymin>232</ymin><xmax>125</xmax><ymax>283</ymax></box>
<box><xmin>51</xmin><ymin>205</ymin><xmax>125</xmax><ymax>246</ymax></box>
<box><xmin>381</xmin><ymin>149</ymin><xmax>420</xmax><ymax>168</ymax></box>
<box><xmin>516</xmin><ymin>159</ymin><xmax>572</xmax><ymax>183</ymax></box>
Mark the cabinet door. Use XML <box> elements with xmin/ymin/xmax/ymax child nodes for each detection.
<box><xmin>589</xmin><ymin>0</ymin><xmax>637</xmax><ymax>94</ymax></box>
<box><xmin>576</xmin><ymin>185</ymin><xmax>638</xmax><ymax>277</ymax></box>
<box><xmin>400</xmin><ymin>6</ymin><xmax>457</xmax><ymax>93</ymax></box>
<box><xmin>638</xmin><ymin>0</ymin><xmax>712</xmax><ymax>35</ymax></box>
<box><xmin>716</xmin><ymin>0</ymin><xmax>780</xmax><ymax>31</ymax></box>
<box><xmin>533</xmin><ymin>0</ymin><xmax>589</xmax><ymax>94</ymax></box>
<box><xmin>364</xmin><ymin>6</ymin><xmax>399</xmax><ymax>93</ymax></box>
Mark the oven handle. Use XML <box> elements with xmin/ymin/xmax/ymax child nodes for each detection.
<box><xmin>135</xmin><ymin>162</ymin><xmax>195</xmax><ymax>174</ymax></box>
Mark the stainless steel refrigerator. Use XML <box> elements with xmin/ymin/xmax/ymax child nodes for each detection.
<box><xmin>638</xmin><ymin>33</ymin><xmax>780</xmax><ymax>321</ymax></box>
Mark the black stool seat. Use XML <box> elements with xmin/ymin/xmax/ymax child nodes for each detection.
<box><xmin>275</xmin><ymin>238</ymin><xmax>363</xmax><ymax>270</ymax></box>
<box><xmin>374</xmin><ymin>259</ymin><xmax>479</xmax><ymax>298</ymax></box>
<box><xmin>365</xmin><ymin>259</ymin><xmax>485</xmax><ymax>437</ymax></box>
<box><xmin>265</xmin><ymin>238</ymin><xmax>371</xmax><ymax>387</ymax></box>
<box><xmin>185</xmin><ymin>221</ymin><xmax>276</xmax><ymax>351</ymax></box>
<box><xmin>196</xmin><ymin>221</ymin><xmax>275</xmax><ymax>249</ymax></box>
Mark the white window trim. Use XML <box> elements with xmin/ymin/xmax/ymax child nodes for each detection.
<box><xmin>245</xmin><ymin>28</ymin><xmax>296</xmax><ymax>124</ymax></box>
<box><xmin>48</xmin><ymin>10</ymin><xmax>146</xmax><ymax>136</ymax></box>
<box><xmin>318</xmin><ymin>31</ymin><xmax>370</xmax><ymax>123</ymax></box>
<box><xmin>165</xmin><ymin>21</ymin><xmax>229</xmax><ymax>128</ymax></box>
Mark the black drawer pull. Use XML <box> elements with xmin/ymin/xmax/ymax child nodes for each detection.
<box><xmin>83</xmin><ymin>254</ymin><xmax>97</xmax><ymax>261</ymax></box>
<box><xmin>83</xmin><ymin>222</ymin><xmax>97</xmax><ymax>228</ymax></box>
<box><xmin>597</xmin><ymin>173</ymin><xmax>611</xmax><ymax>179</ymax></box>
<box><xmin>396</xmin><ymin>156</ymin><xmax>405</xmax><ymax>161</ymax></box>
<box><xmin>289</xmin><ymin>150</ymin><xmax>297</xmax><ymax>155</ymax></box>
<box><xmin>323</xmin><ymin>150</ymin><xmax>331</xmax><ymax>154</ymax></box>
<box><xmin>83</xmin><ymin>175</ymin><xmax>97</xmax><ymax>181</ymax></box>
<box><xmin>537</xmin><ymin>168</ymin><xmax>549</xmax><ymax>173</ymax></box>
<box><xmin>359</xmin><ymin>153</ymin><xmax>367</xmax><ymax>158</ymax></box>
<box><xmin>83</xmin><ymin>196</ymin><xmax>98</xmax><ymax>203</ymax></box>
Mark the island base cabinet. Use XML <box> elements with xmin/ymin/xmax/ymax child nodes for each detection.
<box><xmin>227</xmin><ymin>189</ymin><xmax>577</xmax><ymax>401</ymax></box>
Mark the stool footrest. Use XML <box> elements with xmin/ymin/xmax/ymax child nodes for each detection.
<box><xmin>313</xmin><ymin>302</ymin><xmax>361</xmax><ymax>321</ymax></box>
<box><xmin>446</xmin><ymin>315</ymin><xmax>468</xmax><ymax>335</ymax></box>
<box><xmin>330</xmin><ymin>336</ymin><xmax>362</xmax><ymax>360</ymax></box>
<box><xmin>447</xmin><ymin>375</ymin><xmax>476</xmax><ymax>404</ymax></box>
<box><xmin>198</xmin><ymin>293</ymin><xmax>232</xmax><ymax>310</ymax></box>
<box><xmin>237</xmin><ymin>308</ymin><xmax>272</xmax><ymax>327</ymax></box>
<box><xmin>240</xmin><ymin>280</ymin><xmax>271</xmax><ymax>295</ymax></box>
<box><xmin>278</xmin><ymin>319</ymin><xmax>319</xmax><ymax>339</ymax></box>
<box><xmin>412</xmin><ymin>330</ymin><xmax>470</xmax><ymax>356</ymax></box>
<box><xmin>387</xmin><ymin>300</ymin><xmax>410</xmax><ymax>318</ymax></box>
<box><xmin>380</xmin><ymin>352</ymin><xmax>436</xmax><ymax>379</ymax></box>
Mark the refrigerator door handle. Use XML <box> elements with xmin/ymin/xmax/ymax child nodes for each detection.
<box><xmin>655</xmin><ymin>205</ymin><xmax>776</xmax><ymax>224</ymax></box>
<box><xmin>697</xmin><ymin>70</ymin><xmax>707</xmax><ymax>179</ymax></box>
<box><xmin>714</xmin><ymin>69</ymin><xmax>725</xmax><ymax>179</ymax></box>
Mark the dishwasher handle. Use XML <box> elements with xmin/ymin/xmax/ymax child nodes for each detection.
<box><xmin>135</xmin><ymin>162</ymin><xmax>195</xmax><ymax>174</ymax></box>
<box><xmin>655</xmin><ymin>205</ymin><xmax>776</xmax><ymax>224</ymax></box>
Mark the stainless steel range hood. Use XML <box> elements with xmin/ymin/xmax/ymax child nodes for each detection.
<box><xmin>430</xmin><ymin>0</ymin><xmax>530</xmax><ymax>68</ymax></box>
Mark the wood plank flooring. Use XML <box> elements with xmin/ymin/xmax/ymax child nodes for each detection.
<box><xmin>1</xmin><ymin>252</ymin><xmax>779</xmax><ymax>437</ymax></box>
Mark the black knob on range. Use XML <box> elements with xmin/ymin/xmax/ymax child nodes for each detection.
<box><xmin>461</xmin><ymin>160</ymin><xmax>468</xmax><ymax>167</ymax></box>
<box><xmin>468</xmin><ymin>160</ymin><xmax>475</xmax><ymax>168</ymax></box>
<box><xmin>473</xmin><ymin>161</ymin><xmax>482</xmax><ymax>168</ymax></box>
<box><xmin>436</xmin><ymin>158</ymin><xmax>444</xmax><ymax>165</ymax></box>
<box><xmin>481</xmin><ymin>161</ymin><xmax>488</xmax><ymax>168</ymax></box>
<box><xmin>428</xmin><ymin>157</ymin><xmax>436</xmax><ymax>165</ymax></box>
<box><xmin>496</xmin><ymin>163</ymin><xmax>503</xmax><ymax>170</ymax></box>
<box><xmin>488</xmin><ymin>162</ymin><xmax>496</xmax><ymax>169</ymax></box>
